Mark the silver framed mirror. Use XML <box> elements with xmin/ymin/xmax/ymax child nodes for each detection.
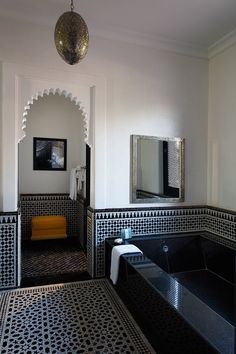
<box><xmin>131</xmin><ymin>135</ymin><xmax>185</xmax><ymax>203</ymax></box>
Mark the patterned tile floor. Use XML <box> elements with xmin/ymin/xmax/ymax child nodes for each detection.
<box><xmin>21</xmin><ymin>238</ymin><xmax>89</xmax><ymax>287</ymax></box>
<box><xmin>0</xmin><ymin>279</ymin><xmax>155</xmax><ymax>354</ymax></box>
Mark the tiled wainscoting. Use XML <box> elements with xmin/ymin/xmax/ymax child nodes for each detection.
<box><xmin>1</xmin><ymin>205</ymin><xmax>236</xmax><ymax>288</ymax></box>
<box><xmin>0</xmin><ymin>213</ymin><xmax>18</xmax><ymax>289</ymax></box>
<box><xmin>89</xmin><ymin>206</ymin><xmax>236</xmax><ymax>278</ymax></box>
<box><xmin>20</xmin><ymin>194</ymin><xmax>85</xmax><ymax>241</ymax></box>
<box><xmin>87</xmin><ymin>209</ymin><xmax>95</xmax><ymax>277</ymax></box>
<box><xmin>205</xmin><ymin>208</ymin><xmax>236</xmax><ymax>240</ymax></box>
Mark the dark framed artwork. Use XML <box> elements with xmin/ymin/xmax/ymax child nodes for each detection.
<box><xmin>33</xmin><ymin>137</ymin><xmax>67</xmax><ymax>171</ymax></box>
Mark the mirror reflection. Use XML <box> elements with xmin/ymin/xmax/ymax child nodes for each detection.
<box><xmin>131</xmin><ymin>135</ymin><xmax>185</xmax><ymax>203</ymax></box>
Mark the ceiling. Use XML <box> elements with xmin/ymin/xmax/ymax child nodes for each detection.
<box><xmin>0</xmin><ymin>0</ymin><xmax>236</xmax><ymax>49</ymax></box>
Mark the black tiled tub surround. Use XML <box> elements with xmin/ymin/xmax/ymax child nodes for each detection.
<box><xmin>116</xmin><ymin>245</ymin><xmax>234</xmax><ymax>354</ymax></box>
<box><xmin>0</xmin><ymin>213</ymin><xmax>18</xmax><ymax>289</ymax></box>
<box><xmin>91</xmin><ymin>206</ymin><xmax>236</xmax><ymax>278</ymax></box>
<box><xmin>20</xmin><ymin>194</ymin><xmax>85</xmax><ymax>241</ymax></box>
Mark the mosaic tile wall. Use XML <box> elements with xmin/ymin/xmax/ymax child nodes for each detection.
<box><xmin>20</xmin><ymin>194</ymin><xmax>82</xmax><ymax>240</ymax></box>
<box><xmin>91</xmin><ymin>206</ymin><xmax>236</xmax><ymax>278</ymax></box>
<box><xmin>0</xmin><ymin>213</ymin><xmax>18</xmax><ymax>289</ymax></box>
<box><xmin>78</xmin><ymin>198</ymin><xmax>86</xmax><ymax>248</ymax></box>
<box><xmin>205</xmin><ymin>207</ymin><xmax>236</xmax><ymax>241</ymax></box>
<box><xmin>87</xmin><ymin>209</ymin><xmax>95</xmax><ymax>278</ymax></box>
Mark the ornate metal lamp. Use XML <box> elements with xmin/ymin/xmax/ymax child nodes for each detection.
<box><xmin>54</xmin><ymin>0</ymin><xmax>89</xmax><ymax>65</ymax></box>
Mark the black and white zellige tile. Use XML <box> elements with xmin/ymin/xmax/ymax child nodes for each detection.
<box><xmin>0</xmin><ymin>279</ymin><xmax>155</xmax><ymax>354</ymax></box>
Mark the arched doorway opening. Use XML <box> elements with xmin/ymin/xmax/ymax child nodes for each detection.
<box><xmin>18</xmin><ymin>91</ymin><xmax>91</xmax><ymax>286</ymax></box>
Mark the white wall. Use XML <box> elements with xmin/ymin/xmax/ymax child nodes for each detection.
<box><xmin>0</xmin><ymin>63</ymin><xmax>2</xmax><ymax>211</ymax></box>
<box><xmin>208</xmin><ymin>44</ymin><xmax>236</xmax><ymax>210</ymax></box>
<box><xmin>0</xmin><ymin>15</ymin><xmax>209</xmax><ymax>210</ymax></box>
<box><xmin>104</xmin><ymin>43</ymin><xmax>209</xmax><ymax>207</ymax></box>
<box><xmin>19</xmin><ymin>93</ymin><xmax>85</xmax><ymax>194</ymax></box>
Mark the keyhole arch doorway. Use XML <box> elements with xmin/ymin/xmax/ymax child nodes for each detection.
<box><xmin>18</xmin><ymin>91</ymin><xmax>91</xmax><ymax>278</ymax></box>
<box><xmin>18</xmin><ymin>88</ymin><xmax>91</xmax><ymax>282</ymax></box>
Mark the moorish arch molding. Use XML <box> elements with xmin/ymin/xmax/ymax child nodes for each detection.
<box><xmin>19</xmin><ymin>87</ymin><xmax>91</xmax><ymax>147</ymax></box>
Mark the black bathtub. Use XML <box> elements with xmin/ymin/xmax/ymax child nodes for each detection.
<box><xmin>106</xmin><ymin>232</ymin><xmax>235</xmax><ymax>353</ymax></box>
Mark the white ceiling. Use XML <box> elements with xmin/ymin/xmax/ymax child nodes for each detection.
<box><xmin>0</xmin><ymin>0</ymin><xmax>236</xmax><ymax>49</ymax></box>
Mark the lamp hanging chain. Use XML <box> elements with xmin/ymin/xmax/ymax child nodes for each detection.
<box><xmin>70</xmin><ymin>0</ymin><xmax>74</xmax><ymax>11</ymax></box>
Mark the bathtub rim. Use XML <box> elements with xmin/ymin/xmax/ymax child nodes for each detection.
<box><xmin>105</xmin><ymin>231</ymin><xmax>235</xmax><ymax>353</ymax></box>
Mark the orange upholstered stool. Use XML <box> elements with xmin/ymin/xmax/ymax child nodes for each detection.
<box><xmin>31</xmin><ymin>215</ymin><xmax>67</xmax><ymax>240</ymax></box>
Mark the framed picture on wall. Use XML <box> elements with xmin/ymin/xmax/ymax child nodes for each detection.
<box><xmin>33</xmin><ymin>137</ymin><xmax>67</xmax><ymax>171</ymax></box>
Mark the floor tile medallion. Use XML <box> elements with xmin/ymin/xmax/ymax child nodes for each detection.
<box><xmin>0</xmin><ymin>279</ymin><xmax>155</xmax><ymax>354</ymax></box>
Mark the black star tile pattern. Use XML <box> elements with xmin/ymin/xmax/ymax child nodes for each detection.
<box><xmin>0</xmin><ymin>279</ymin><xmax>155</xmax><ymax>354</ymax></box>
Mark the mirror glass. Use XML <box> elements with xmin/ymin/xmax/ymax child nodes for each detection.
<box><xmin>131</xmin><ymin>135</ymin><xmax>185</xmax><ymax>203</ymax></box>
